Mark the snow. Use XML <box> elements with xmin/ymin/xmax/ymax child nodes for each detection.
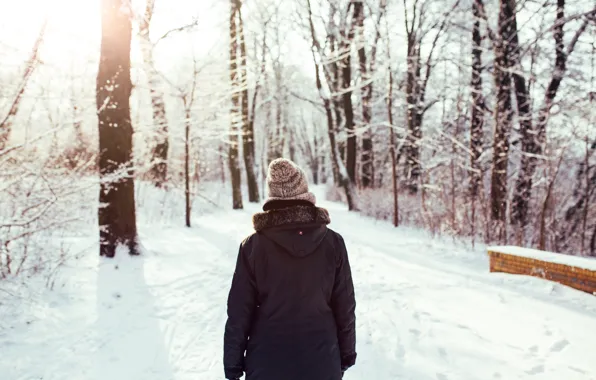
<box><xmin>488</xmin><ymin>245</ymin><xmax>596</xmax><ymax>271</ymax></box>
<box><xmin>1</xmin><ymin>185</ymin><xmax>596</xmax><ymax>380</ymax></box>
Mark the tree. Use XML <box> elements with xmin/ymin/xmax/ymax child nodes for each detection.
<box><xmin>236</xmin><ymin>1</ymin><xmax>260</xmax><ymax>202</ymax></box>
<box><xmin>387</xmin><ymin>59</ymin><xmax>399</xmax><ymax>227</ymax></box>
<box><xmin>489</xmin><ymin>0</ymin><xmax>515</xmax><ymax>230</ymax></box>
<box><xmin>182</xmin><ymin>90</ymin><xmax>195</xmax><ymax>228</ymax></box>
<box><xmin>469</xmin><ymin>0</ymin><xmax>485</xmax><ymax>236</ymax></box>
<box><xmin>511</xmin><ymin>1</ymin><xmax>594</xmax><ymax>230</ymax></box>
<box><xmin>306</xmin><ymin>0</ymin><xmax>358</xmax><ymax>210</ymax></box>
<box><xmin>97</xmin><ymin>0</ymin><xmax>138</xmax><ymax>257</ymax></box>
<box><xmin>229</xmin><ymin>0</ymin><xmax>243</xmax><ymax>209</ymax></box>
<box><xmin>355</xmin><ymin>0</ymin><xmax>379</xmax><ymax>188</ymax></box>
<box><xmin>401</xmin><ymin>0</ymin><xmax>457</xmax><ymax>194</ymax></box>
<box><xmin>341</xmin><ymin>2</ymin><xmax>358</xmax><ymax>184</ymax></box>
<box><xmin>139</xmin><ymin>0</ymin><xmax>169</xmax><ymax>187</ymax></box>
<box><xmin>180</xmin><ymin>53</ymin><xmax>200</xmax><ymax>228</ymax></box>
<box><xmin>0</xmin><ymin>19</ymin><xmax>47</xmax><ymax>152</ymax></box>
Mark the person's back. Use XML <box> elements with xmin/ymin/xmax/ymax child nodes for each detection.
<box><xmin>223</xmin><ymin>159</ymin><xmax>357</xmax><ymax>380</ymax></box>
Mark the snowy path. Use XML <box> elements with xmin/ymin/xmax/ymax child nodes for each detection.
<box><xmin>2</xmin><ymin>190</ymin><xmax>596</xmax><ymax>380</ymax></box>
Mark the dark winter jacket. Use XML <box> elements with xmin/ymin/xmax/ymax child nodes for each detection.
<box><xmin>223</xmin><ymin>205</ymin><xmax>357</xmax><ymax>380</ymax></box>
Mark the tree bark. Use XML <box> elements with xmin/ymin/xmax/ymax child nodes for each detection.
<box><xmin>229</xmin><ymin>0</ymin><xmax>243</xmax><ymax>209</ymax></box>
<box><xmin>470</xmin><ymin>0</ymin><xmax>484</xmax><ymax>199</ymax></box>
<box><xmin>183</xmin><ymin>98</ymin><xmax>191</xmax><ymax>228</ymax></box>
<box><xmin>312</xmin><ymin>134</ymin><xmax>320</xmax><ymax>184</ymax></box>
<box><xmin>506</xmin><ymin>0</ymin><xmax>534</xmax><ymax>231</ymax></box>
<box><xmin>561</xmin><ymin>138</ymin><xmax>596</xmax><ymax>252</ymax></box>
<box><xmin>470</xmin><ymin>0</ymin><xmax>485</xmax><ymax>239</ymax></box>
<box><xmin>237</xmin><ymin>3</ymin><xmax>260</xmax><ymax>202</ymax></box>
<box><xmin>269</xmin><ymin>65</ymin><xmax>285</xmax><ymax>162</ymax></box>
<box><xmin>139</xmin><ymin>0</ymin><xmax>169</xmax><ymax>187</ymax></box>
<box><xmin>388</xmin><ymin>68</ymin><xmax>399</xmax><ymax>227</ymax></box>
<box><xmin>341</xmin><ymin>3</ymin><xmax>358</xmax><ymax>184</ymax></box>
<box><xmin>97</xmin><ymin>0</ymin><xmax>138</xmax><ymax>257</ymax></box>
<box><xmin>354</xmin><ymin>1</ymin><xmax>374</xmax><ymax>188</ymax></box>
<box><xmin>327</xmin><ymin>7</ymin><xmax>345</xmax><ymax>170</ymax></box>
<box><xmin>490</xmin><ymin>0</ymin><xmax>515</xmax><ymax>224</ymax></box>
<box><xmin>404</xmin><ymin>35</ymin><xmax>422</xmax><ymax>194</ymax></box>
<box><xmin>268</xmin><ymin>26</ymin><xmax>284</xmax><ymax>163</ymax></box>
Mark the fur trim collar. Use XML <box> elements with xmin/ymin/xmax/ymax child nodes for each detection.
<box><xmin>252</xmin><ymin>205</ymin><xmax>331</xmax><ymax>231</ymax></box>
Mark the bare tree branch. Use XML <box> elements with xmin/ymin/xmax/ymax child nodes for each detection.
<box><xmin>153</xmin><ymin>18</ymin><xmax>199</xmax><ymax>46</ymax></box>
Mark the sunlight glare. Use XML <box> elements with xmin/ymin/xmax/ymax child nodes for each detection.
<box><xmin>1</xmin><ymin>0</ymin><xmax>100</xmax><ymax>64</ymax></box>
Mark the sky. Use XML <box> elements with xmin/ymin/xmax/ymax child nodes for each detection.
<box><xmin>0</xmin><ymin>0</ymin><xmax>314</xmax><ymax>78</ymax></box>
<box><xmin>0</xmin><ymin>0</ymin><xmax>594</xmax><ymax>147</ymax></box>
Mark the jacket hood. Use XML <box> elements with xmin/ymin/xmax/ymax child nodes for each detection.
<box><xmin>253</xmin><ymin>205</ymin><xmax>330</xmax><ymax>258</ymax></box>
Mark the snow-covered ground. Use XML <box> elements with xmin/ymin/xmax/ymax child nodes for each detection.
<box><xmin>1</xmin><ymin>185</ymin><xmax>596</xmax><ymax>380</ymax></box>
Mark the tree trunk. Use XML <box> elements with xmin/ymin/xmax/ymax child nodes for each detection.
<box><xmin>470</xmin><ymin>0</ymin><xmax>484</xmax><ymax>199</ymax></box>
<box><xmin>229</xmin><ymin>0</ymin><xmax>243</xmax><ymax>209</ymax></box>
<box><xmin>220</xmin><ymin>144</ymin><xmax>227</xmax><ymax>184</ymax></box>
<box><xmin>354</xmin><ymin>1</ymin><xmax>374</xmax><ymax>188</ymax></box>
<box><xmin>581</xmin><ymin>137</ymin><xmax>591</xmax><ymax>254</ymax></box>
<box><xmin>388</xmin><ymin>68</ymin><xmax>399</xmax><ymax>227</ymax></box>
<box><xmin>328</xmin><ymin>10</ymin><xmax>345</xmax><ymax>173</ymax></box>
<box><xmin>504</xmin><ymin>0</ymin><xmax>534</xmax><ymax>231</ymax></box>
<box><xmin>0</xmin><ymin>19</ymin><xmax>47</xmax><ymax>151</ymax></box>
<box><xmin>490</xmin><ymin>0</ymin><xmax>515</xmax><ymax>226</ymax></box>
<box><xmin>404</xmin><ymin>36</ymin><xmax>423</xmax><ymax>195</ymax></box>
<box><xmin>183</xmin><ymin>98</ymin><xmax>192</xmax><ymax>228</ymax></box>
<box><xmin>139</xmin><ymin>0</ymin><xmax>169</xmax><ymax>187</ymax></box>
<box><xmin>470</xmin><ymin>0</ymin><xmax>485</xmax><ymax>240</ymax></box>
<box><xmin>268</xmin><ymin>66</ymin><xmax>284</xmax><ymax>162</ymax></box>
<box><xmin>237</xmin><ymin>3</ymin><xmax>259</xmax><ymax>202</ymax></box>
<box><xmin>539</xmin><ymin>152</ymin><xmax>564</xmax><ymax>251</ymax></box>
<box><xmin>97</xmin><ymin>0</ymin><xmax>138</xmax><ymax>257</ymax></box>
<box><xmin>312</xmin><ymin>134</ymin><xmax>320</xmax><ymax>184</ymax></box>
<box><xmin>561</xmin><ymin>138</ymin><xmax>596</xmax><ymax>252</ymax></box>
<box><xmin>341</xmin><ymin>5</ymin><xmax>357</xmax><ymax>184</ymax></box>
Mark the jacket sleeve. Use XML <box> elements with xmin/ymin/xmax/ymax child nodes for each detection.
<box><xmin>331</xmin><ymin>234</ymin><xmax>357</xmax><ymax>370</ymax></box>
<box><xmin>224</xmin><ymin>238</ymin><xmax>257</xmax><ymax>379</ymax></box>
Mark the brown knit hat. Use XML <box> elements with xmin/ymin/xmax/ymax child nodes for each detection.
<box><xmin>263</xmin><ymin>158</ymin><xmax>316</xmax><ymax>208</ymax></box>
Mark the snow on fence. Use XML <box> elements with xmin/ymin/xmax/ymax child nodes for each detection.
<box><xmin>487</xmin><ymin>246</ymin><xmax>596</xmax><ymax>295</ymax></box>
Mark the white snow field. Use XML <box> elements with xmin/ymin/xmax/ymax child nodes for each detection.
<box><xmin>1</xmin><ymin>185</ymin><xmax>596</xmax><ymax>380</ymax></box>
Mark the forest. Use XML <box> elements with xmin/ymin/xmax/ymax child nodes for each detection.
<box><xmin>1</xmin><ymin>0</ymin><xmax>595</xmax><ymax>276</ymax></box>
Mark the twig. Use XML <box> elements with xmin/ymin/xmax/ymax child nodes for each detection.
<box><xmin>153</xmin><ymin>19</ymin><xmax>199</xmax><ymax>46</ymax></box>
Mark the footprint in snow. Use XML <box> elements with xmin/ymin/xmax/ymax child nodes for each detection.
<box><xmin>526</xmin><ymin>364</ymin><xmax>545</xmax><ymax>375</ymax></box>
<box><xmin>437</xmin><ymin>347</ymin><xmax>447</xmax><ymax>358</ymax></box>
<box><xmin>550</xmin><ymin>339</ymin><xmax>569</xmax><ymax>353</ymax></box>
<box><xmin>568</xmin><ymin>366</ymin><xmax>587</xmax><ymax>374</ymax></box>
<box><xmin>543</xmin><ymin>327</ymin><xmax>553</xmax><ymax>336</ymax></box>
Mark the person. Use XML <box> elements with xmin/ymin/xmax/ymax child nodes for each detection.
<box><xmin>223</xmin><ymin>158</ymin><xmax>357</xmax><ymax>380</ymax></box>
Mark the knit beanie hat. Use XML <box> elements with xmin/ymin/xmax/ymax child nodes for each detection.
<box><xmin>263</xmin><ymin>158</ymin><xmax>316</xmax><ymax>209</ymax></box>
